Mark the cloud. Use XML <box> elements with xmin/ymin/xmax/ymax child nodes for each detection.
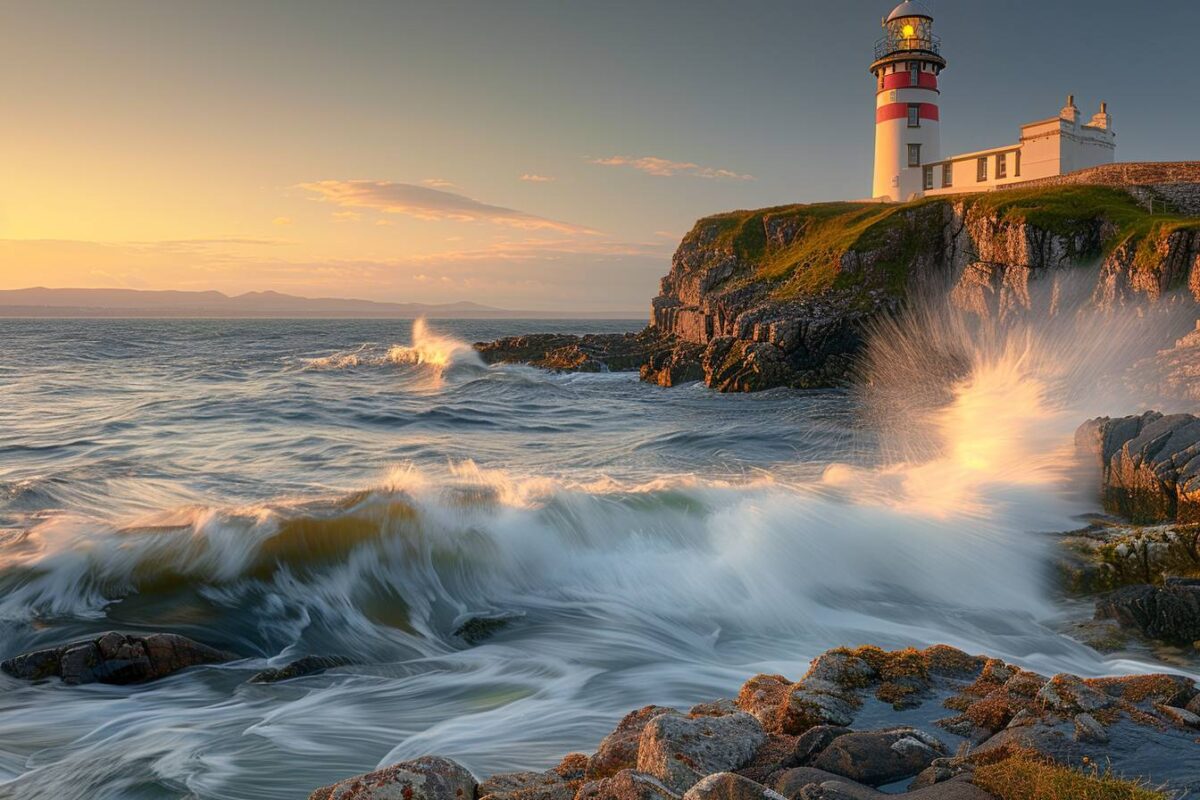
<box><xmin>421</xmin><ymin>178</ymin><xmax>456</xmax><ymax>189</ymax></box>
<box><xmin>590</xmin><ymin>156</ymin><xmax>754</xmax><ymax>180</ymax></box>
<box><xmin>298</xmin><ymin>180</ymin><xmax>595</xmax><ymax>234</ymax></box>
<box><xmin>520</xmin><ymin>173</ymin><xmax>555</xmax><ymax>183</ymax></box>
<box><xmin>272</xmin><ymin>216</ymin><xmax>293</xmax><ymax>226</ymax></box>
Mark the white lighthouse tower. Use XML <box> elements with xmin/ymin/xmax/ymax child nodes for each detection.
<box><xmin>871</xmin><ymin>1</ymin><xmax>945</xmax><ymax>201</ymax></box>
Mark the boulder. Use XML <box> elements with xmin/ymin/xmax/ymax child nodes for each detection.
<box><xmin>636</xmin><ymin>710</ymin><xmax>766</xmax><ymax>793</ymax></box>
<box><xmin>249</xmin><ymin>655</ymin><xmax>351</xmax><ymax>684</ymax></box>
<box><xmin>809</xmin><ymin>728</ymin><xmax>946</xmax><ymax>787</ymax></box>
<box><xmin>681</xmin><ymin>773</ymin><xmax>786</xmax><ymax>800</ymax></box>
<box><xmin>789</xmin><ymin>727</ymin><xmax>851</xmax><ymax>767</ymax></box>
<box><xmin>1</xmin><ymin>631</ymin><xmax>236</xmax><ymax>686</ymax></box>
<box><xmin>774</xmin><ymin>768</ymin><xmax>871</xmax><ymax>800</ymax></box>
<box><xmin>1076</xmin><ymin>412</ymin><xmax>1200</xmax><ymax>523</ymax></box>
<box><xmin>1094</xmin><ymin>579</ymin><xmax>1200</xmax><ymax>644</ymax></box>
<box><xmin>736</xmin><ymin>674</ymin><xmax>794</xmax><ymax>733</ymax></box>
<box><xmin>309</xmin><ymin>756</ymin><xmax>476</xmax><ymax>800</ymax></box>
<box><xmin>586</xmin><ymin>706</ymin><xmax>678</xmax><ymax>780</ymax></box>
<box><xmin>575</xmin><ymin>770</ymin><xmax>680</xmax><ymax>800</ymax></box>
<box><xmin>454</xmin><ymin>616</ymin><xmax>515</xmax><ymax>645</ymax></box>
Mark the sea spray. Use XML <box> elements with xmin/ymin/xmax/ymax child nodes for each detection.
<box><xmin>1</xmin><ymin>313</ymin><xmax>1194</xmax><ymax>800</ymax></box>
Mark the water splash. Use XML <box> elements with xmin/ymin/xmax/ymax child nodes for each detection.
<box><xmin>387</xmin><ymin>319</ymin><xmax>485</xmax><ymax>372</ymax></box>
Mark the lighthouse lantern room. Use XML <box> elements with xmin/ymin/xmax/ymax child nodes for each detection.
<box><xmin>871</xmin><ymin>1</ymin><xmax>945</xmax><ymax>202</ymax></box>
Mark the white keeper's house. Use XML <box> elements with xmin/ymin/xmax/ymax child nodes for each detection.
<box><xmin>871</xmin><ymin>1</ymin><xmax>1116</xmax><ymax>202</ymax></box>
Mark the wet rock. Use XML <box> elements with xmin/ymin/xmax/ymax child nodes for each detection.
<box><xmin>907</xmin><ymin>758</ymin><xmax>973</xmax><ymax>790</ymax></box>
<box><xmin>792</xmin><ymin>726</ymin><xmax>851</xmax><ymax>766</ymax></box>
<box><xmin>1076</xmin><ymin>412</ymin><xmax>1200</xmax><ymax>523</ymax></box>
<box><xmin>636</xmin><ymin>710</ymin><xmax>766</xmax><ymax>793</ymax></box>
<box><xmin>1</xmin><ymin>631</ymin><xmax>235</xmax><ymax>686</ymax></box>
<box><xmin>554</xmin><ymin>754</ymin><xmax>589</xmax><ymax>782</ymax></box>
<box><xmin>249</xmin><ymin>655</ymin><xmax>351</xmax><ymax>684</ymax></box>
<box><xmin>1095</xmin><ymin>579</ymin><xmax>1200</xmax><ymax>644</ymax></box>
<box><xmin>689</xmin><ymin>699</ymin><xmax>739</xmax><ymax>718</ymax></box>
<box><xmin>1188</xmin><ymin>693</ymin><xmax>1200</xmax><ymax>715</ymax></box>
<box><xmin>736</xmin><ymin>675</ymin><xmax>794</xmax><ymax>733</ymax></box>
<box><xmin>1072</xmin><ymin>713</ymin><xmax>1109</xmax><ymax>743</ymax></box>
<box><xmin>780</xmin><ymin>687</ymin><xmax>857</xmax><ymax>735</ymax></box>
<box><xmin>773</xmin><ymin>768</ymin><xmax>873</xmax><ymax>800</ymax></box>
<box><xmin>809</xmin><ymin>728</ymin><xmax>946</xmax><ymax>787</ymax></box>
<box><xmin>478</xmin><ymin>769</ymin><xmax>574</xmax><ymax>800</ymax></box>
<box><xmin>640</xmin><ymin>341</ymin><xmax>705</xmax><ymax>387</ymax></box>
<box><xmin>308</xmin><ymin>755</ymin><xmax>476</xmax><ymax>800</ymax></box>
<box><xmin>586</xmin><ymin>706</ymin><xmax>678</xmax><ymax>780</ymax></box>
<box><xmin>734</xmin><ymin>733</ymin><xmax>800</xmax><ymax>783</ymax></box>
<box><xmin>1155</xmin><ymin>703</ymin><xmax>1200</xmax><ymax>729</ymax></box>
<box><xmin>475</xmin><ymin>331</ymin><xmax>672</xmax><ymax>375</ymax></box>
<box><xmin>575</xmin><ymin>770</ymin><xmax>680</xmax><ymax>800</ymax></box>
<box><xmin>454</xmin><ymin>616</ymin><xmax>515</xmax><ymax>645</ymax></box>
<box><xmin>681</xmin><ymin>773</ymin><xmax>786</xmax><ymax>800</ymax></box>
<box><xmin>1034</xmin><ymin>674</ymin><xmax>1112</xmax><ymax>713</ymax></box>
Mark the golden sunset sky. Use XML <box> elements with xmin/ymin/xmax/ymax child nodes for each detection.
<box><xmin>2</xmin><ymin>0</ymin><xmax>1197</xmax><ymax>310</ymax></box>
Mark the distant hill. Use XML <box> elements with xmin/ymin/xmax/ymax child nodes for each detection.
<box><xmin>0</xmin><ymin>288</ymin><xmax>640</xmax><ymax>319</ymax></box>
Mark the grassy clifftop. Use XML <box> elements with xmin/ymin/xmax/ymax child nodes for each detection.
<box><xmin>689</xmin><ymin>186</ymin><xmax>1200</xmax><ymax>303</ymax></box>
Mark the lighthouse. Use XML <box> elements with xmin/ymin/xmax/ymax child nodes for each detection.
<box><xmin>871</xmin><ymin>1</ymin><xmax>945</xmax><ymax>201</ymax></box>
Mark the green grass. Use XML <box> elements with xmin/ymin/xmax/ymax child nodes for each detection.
<box><xmin>687</xmin><ymin>185</ymin><xmax>1200</xmax><ymax>304</ymax></box>
<box><xmin>973</xmin><ymin>751</ymin><xmax>1166</xmax><ymax>800</ymax></box>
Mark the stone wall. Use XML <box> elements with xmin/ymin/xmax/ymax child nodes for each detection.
<box><xmin>1002</xmin><ymin>162</ymin><xmax>1200</xmax><ymax>215</ymax></box>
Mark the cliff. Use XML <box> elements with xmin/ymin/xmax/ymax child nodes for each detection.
<box><xmin>645</xmin><ymin>169</ymin><xmax>1200</xmax><ymax>392</ymax></box>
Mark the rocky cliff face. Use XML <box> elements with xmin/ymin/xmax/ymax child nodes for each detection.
<box><xmin>645</xmin><ymin>183</ymin><xmax>1200</xmax><ymax>392</ymax></box>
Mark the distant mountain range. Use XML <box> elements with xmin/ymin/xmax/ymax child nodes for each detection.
<box><xmin>0</xmin><ymin>288</ymin><xmax>641</xmax><ymax>319</ymax></box>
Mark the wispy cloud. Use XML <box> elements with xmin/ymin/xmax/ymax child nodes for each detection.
<box><xmin>421</xmin><ymin>178</ymin><xmax>456</xmax><ymax>189</ymax></box>
<box><xmin>298</xmin><ymin>180</ymin><xmax>595</xmax><ymax>234</ymax></box>
<box><xmin>520</xmin><ymin>173</ymin><xmax>555</xmax><ymax>183</ymax></box>
<box><xmin>272</xmin><ymin>216</ymin><xmax>293</xmax><ymax>226</ymax></box>
<box><xmin>590</xmin><ymin>155</ymin><xmax>754</xmax><ymax>180</ymax></box>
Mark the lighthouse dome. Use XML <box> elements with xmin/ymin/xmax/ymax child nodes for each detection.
<box><xmin>886</xmin><ymin>1</ymin><xmax>933</xmax><ymax>22</ymax></box>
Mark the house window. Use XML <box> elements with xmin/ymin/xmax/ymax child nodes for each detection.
<box><xmin>923</xmin><ymin>166</ymin><xmax>934</xmax><ymax>190</ymax></box>
<box><xmin>908</xmin><ymin>144</ymin><xmax>921</xmax><ymax>167</ymax></box>
<box><xmin>996</xmin><ymin>153</ymin><xmax>1007</xmax><ymax>179</ymax></box>
<box><xmin>1015</xmin><ymin>150</ymin><xmax>1021</xmax><ymax>177</ymax></box>
<box><xmin>977</xmin><ymin>157</ymin><xmax>988</xmax><ymax>182</ymax></box>
<box><xmin>942</xmin><ymin>163</ymin><xmax>953</xmax><ymax>188</ymax></box>
<box><xmin>907</xmin><ymin>104</ymin><xmax>920</xmax><ymax>128</ymax></box>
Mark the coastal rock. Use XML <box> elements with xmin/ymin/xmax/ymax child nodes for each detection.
<box><xmin>474</xmin><ymin>331</ymin><xmax>672</xmax><ymax>374</ymax></box>
<box><xmin>735</xmin><ymin>674</ymin><xmax>795</xmax><ymax>733</ymax></box>
<box><xmin>575</xmin><ymin>770</ymin><xmax>680</xmax><ymax>800</ymax></box>
<box><xmin>308</xmin><ymin>756</ymin><xmax>476</xmax><ymax>800</ymax></box>
<box><xmin>1094</xmin><ymin>579</ymin><xmax>1200</xmax><ymax>644</ymax></box>
<box><xmin>1076</xmin><ymin>411</ymin><xmax>1200</xmax><ymax>523</ymax></box>
<box><xmin>636</xmin><ymin>710</ymin><xmax>766</xmax><ymax>793</ymax></box>
<box><xmin>682</xmin><ymin>773</ymin><xmax>786</xmax><ymax>800</ymax></box>
<box><xmin>454</xmin><ymin>615</ymin><xmax>516</xmax><ymax>645</ymax></box>
<box><xmin>645</xmin><ymin>184</ymin><xmax>1200</xmax><ymax>393</ymax></box>
<box><xmin>1</xmin><ymin>631</ymin><xmax>235</xmax><ymax>686</ymax></box>
<box><xmin>477</xmin><ymin>770</ymin><xmax>574</xmax><ymax>800</ymax></box>
<box><xmin>249</xmin><ymin>655</ymin><xmax>351</xmax><ymax>684</ymax></box>
<box><xmin>586</xmin><ymin>706</ymin><xmax>678</xmax><ymax>780</ymax></box>
<box><xmin>809</xmin><ymin>728</ymin><xmax>946</xmax><ymax>787</ymax></box>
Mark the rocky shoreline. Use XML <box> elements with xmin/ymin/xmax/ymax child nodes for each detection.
<box><xmin>474</xmin><ymin>170</ymin><xmax>1200</xmax><ymax>395</ymax></box>
<box><xmin>307</xmin><ymin>644</ymin><xmax>1200</xmax><ymax>800</ymax></box>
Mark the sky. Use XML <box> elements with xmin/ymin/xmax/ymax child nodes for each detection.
<box><xmin>1</xmin><ymin>0</ymin><xmax>1198</xmax><ymax>312</ymax></box>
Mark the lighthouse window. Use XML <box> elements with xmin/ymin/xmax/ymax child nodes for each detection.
<box><xmin>908</xmin><ymin>144</ymin><xmax>921</xmax><ymax>167</ymax></box>
<box><xmin>943</xmin><ymin>163</ymin><xmax>953</xmax><ymax>187</ymax></box>
<box><xmin>923</xmin><ymin>166</ymin><xmax>934</xmax><ymax>190</ymax></box>
<box><xmin>997</xmin><ymin>153</ymin><xmax>1008</xmax><ymax>179</ymax></box>
<box><xmin>977</xmin><ymin>157</ymin><xmax>988</xmax><ymax>182</ymax></box>
<box><xmin>907</xmin><ymin>104</ymin><xmax>920</xmax><ymax>128</ymax></box>
<box><xmin>910</xmin><ymin>66</ymin><xmax>919</xmax><ymax>86</ymax></box>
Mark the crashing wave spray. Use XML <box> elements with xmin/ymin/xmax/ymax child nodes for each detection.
<box><xmin>387</xmin><ymin>318</ymin><xmax>485</xmax><ymax>371</ymax></box>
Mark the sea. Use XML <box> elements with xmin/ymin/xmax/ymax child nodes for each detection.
<box><xmin>0</xmin><ymin>314</ymin><xmax>1194</xmax><ymax>799</ymax></box>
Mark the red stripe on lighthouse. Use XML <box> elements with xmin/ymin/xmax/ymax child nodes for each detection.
<box><xmin>875</xmin><ymin>103</ymin><xmax>940</xmax><ymax>123</ymax></box>
<box><xmin>879</xmin><ymin>72</ymin><xmax>938</xmax><ymax>92</ymax></box>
